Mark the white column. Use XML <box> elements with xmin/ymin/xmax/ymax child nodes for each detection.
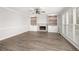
<box><xmin>66</xmin><ymin>11</ymin><xmax>69</xmax><ymax>36</ymax></box>
<box><xmin>62</xmin><ymin>14</ymin><xmax>65</xmax><ymax>35</ymax></box>
<box><xmin>73</xmin><ymin>8</ymin><xmax>76</xmax><ymax>41</ymax></box>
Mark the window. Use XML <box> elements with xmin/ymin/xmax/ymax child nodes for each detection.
<box><xmin>31</xmin><ymin>17</ymin><xmax>37</xmax><ymax>25</ymax></box>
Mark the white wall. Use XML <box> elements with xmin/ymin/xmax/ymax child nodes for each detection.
<box><xmin>37</xmin><ymin>14</ymin><xmax>47</xmax><ymax>24</ymax></box>
<box><xmin>29</xmin><ymin>25</ymin><xmax>38</xmax><ymax>31</ymax></box>
<box><xmin>0</xmin><ymin>7</ymin><xmax>29</xmax><ymax>40</ymax></box>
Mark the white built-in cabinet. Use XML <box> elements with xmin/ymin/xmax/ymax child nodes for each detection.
<box><xmin>58</xmin><ymin>8</ymin><xmax>79</xmax><ymax>49</ymax></box>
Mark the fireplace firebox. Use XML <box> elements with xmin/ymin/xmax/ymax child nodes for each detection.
<box><xmin>38</xmin><ymin>24</ymin><xmax>48</xmax><ymax>32</ymax></box>
<box><xmin>40</xmin><ymin>26</ymin><xmax>46</xmax><ymax>30</ymax></box>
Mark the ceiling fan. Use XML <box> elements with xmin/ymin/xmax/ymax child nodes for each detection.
<box><xmin>34</xmin><ymin>8</ymin><xmax>40</xmax><ymax>14</ymax></box>
<box><xmin>31</xmin><ymin>7</ymin><xmax>45</xmax><ymax>14</ymax></box>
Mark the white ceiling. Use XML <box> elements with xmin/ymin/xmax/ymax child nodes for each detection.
<box><xmin>8</xmin><ymin>7</ymin><xmax>64</xmax><ymax>15</ymax></box>
<box><xmin>37</xmin><ymin>7</ymin><xmax>63</xmax><ymax>14</ymax></box>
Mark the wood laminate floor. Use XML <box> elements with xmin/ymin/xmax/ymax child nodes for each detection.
<box><xmin>0</xmin><ymin>32</ymin><xmax>77</xmax><ymax>51</ymax></box>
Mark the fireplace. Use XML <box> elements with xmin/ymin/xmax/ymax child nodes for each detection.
<box><xmin>40</xmin><ymin>26</ymin><xmax>46</xmax><ymax>30</ymax></box>
<box><xmin>38</xmin><ymin>24</ymin><xmax>48</xmax><ymax>32</ymax></box>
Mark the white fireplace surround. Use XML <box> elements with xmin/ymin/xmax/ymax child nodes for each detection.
<box><xmin>37</xmin><ymin>23</ymin><xmax>48</xmax><ymax>32</ymax></box>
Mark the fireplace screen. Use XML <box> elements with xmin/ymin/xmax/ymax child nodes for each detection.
<box><xmin>40</xmin><ymin>26</ymin><xmax>46</xmax><ymax>30</ymax></box>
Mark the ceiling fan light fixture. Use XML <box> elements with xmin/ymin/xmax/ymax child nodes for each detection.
<box><xmin>35</xmin><ymin>8</ymin><xmax>40</xmax><ymax>14</ymax></box>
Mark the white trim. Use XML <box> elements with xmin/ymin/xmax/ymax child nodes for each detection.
<box><xmin>0</xmin><ymin>31</ymin><xmax>28</xmax><ymax>41</ymax></box>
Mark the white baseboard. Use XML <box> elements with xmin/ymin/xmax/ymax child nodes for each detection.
<box><xmin>0</xmin><ymin>26</ymin><xmax>28</xmax><ymax>41</ymax></box>
<box><xmin>0</xmin><ymin>31</ymin><xmax>28</xmax><ymax>41</ymax></box>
